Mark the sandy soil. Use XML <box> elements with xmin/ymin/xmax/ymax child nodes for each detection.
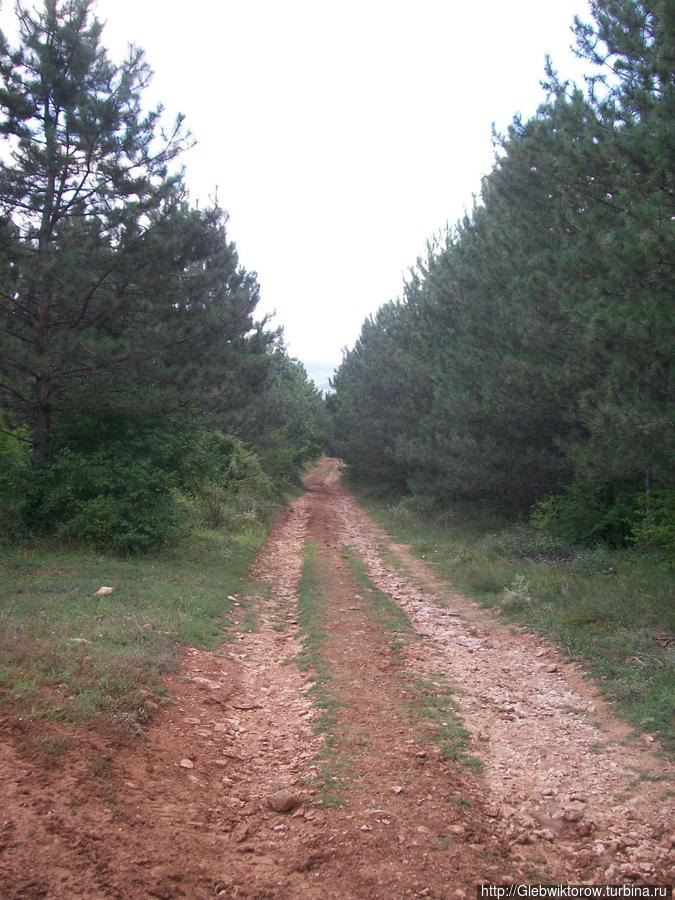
<box><xmin>0</xmin><ymin>458</ymin><xmax>672</xmax><ymax>898</ymax></box>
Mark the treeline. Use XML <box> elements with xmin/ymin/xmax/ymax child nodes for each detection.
<box><xmin>0</xmin><ymin>0</ymin><xmax>327</xmax><ymax>554</ymax></box>
<box><xmin>331</xmin><ymin>0</ymin><xmax>673</xmax><ymax>549</ymax></box>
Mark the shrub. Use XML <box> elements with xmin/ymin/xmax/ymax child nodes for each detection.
<box><xmin>10</xmin><ymin>405</ymin><xmax>192</xmax><ymax>554</ymax></box>
<box><xmin>630</xmin><ymin>487</ymin><xmax>675</xmax><ymax>554</ymax></box>
<box><xmin>531</xmin><ymin>480</ymin><xmax>641</xmax><ymax>547</ymax></box>
<box><xmin>181</xmin><ymin>432</ymin><xmax>276</xmax><ymax>529</ymax></box>
<box><xmin>22</xmin><ymin>443</ymin><xmax>184</xmax><ymax>554</ymax></box>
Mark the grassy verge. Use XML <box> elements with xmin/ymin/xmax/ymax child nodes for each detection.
<box><xmin>295</xmin><ymin>540</ymin><xmax>347</xmax><ymax>807</ymax></box>
<box><xmin>0</xmin><ymin>524</ymin><xmax>268</xmax><ymax>728</ymax></box>
<box><xmin>353</xmin><ymin>487</ymin><xmax>674</xmax><ymax>754</ymax></box>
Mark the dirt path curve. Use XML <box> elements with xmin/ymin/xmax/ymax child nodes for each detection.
<box><xmin>0</xmin><ymin>458</ymin><xmax>672</xmax><ymax>898</ymax></box>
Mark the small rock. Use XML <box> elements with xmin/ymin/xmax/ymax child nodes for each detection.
<box><xmin>573</xmin><ymin>821</ymin><xmax>594</xmax><ymax>838</ymax></box>
<box><xmin>179</xmin><ymin>758</ymin><xmax>194</xmax><ymax>769</ymax></box>
<box><xmin>545</xmin><ymin>664</ymin><xmax>558</xmax><ymax>673</ymax></box>
<box><xmin>563</xmin><ymin>807</ymin><xmax>584</xmax><ymax>822</ymax></box>
<box><xmin>95</xmin><ymin>586</ymin><xmax>114</xmax><ymax>595</ymax></box>
<box><xmin>267</xmin><ymin>790</ymin><xmax>301</xmax><ymax>813</ymax></box>
<box><xmin>231</xmin><ymin>822</ymin><xmax>249</xmax><ymax>843</ymax></box>
<box><xmin>485</xmin><ymin>805</ymin><xmax>501</xmax><ymax>818</ymax></box>
<box><xmin>619</xmin><ymin>863</ymin><xmax>646</xmax><ymax>879</ymax></box>
<box><xmin>391</xmin><ymin>785</ymin><xmax>405</xmax><ymax>794</ymax></box>
<box><xmin>536</xmin><ymin>829</ymin><xmax>555</xmax><ymax>842</ymax></box>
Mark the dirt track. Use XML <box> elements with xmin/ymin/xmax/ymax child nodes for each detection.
<box><xmin>0</xmin><ymin>458</ymin><xmax>673</xmax><ymax>898</ymax></box>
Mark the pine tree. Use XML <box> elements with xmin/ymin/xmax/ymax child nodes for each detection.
<box><xmin>0</xmin><ymin>0</ymin><xmax>191</xmax><ymax>460</ymax></box>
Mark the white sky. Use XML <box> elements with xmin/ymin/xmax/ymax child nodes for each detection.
<box><xmin>1</xmin><ymin>0</ymin><xmax>592</xmax><ymax>381</ymax></box>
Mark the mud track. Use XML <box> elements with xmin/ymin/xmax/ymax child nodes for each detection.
<box><xmin>1</xmin><ymin>458</ymin><xmax>672</xmax><ymax>898</ymax></box>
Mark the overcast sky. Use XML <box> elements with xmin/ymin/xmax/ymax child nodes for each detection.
<box><xmin>1</xmin><ymin>0</ymin><xmax>592</xmax><ymax>384</ymax></box>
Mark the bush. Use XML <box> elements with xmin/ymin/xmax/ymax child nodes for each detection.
<box><xmin>0</xmin><ymin>405</ymin><xmax>286</xmax><ymax>554</ymax></box>
<box><xmin>531</xmin><ymin>480</ymin><xmax>641</xmax><ymax>547</ymax></box>
<box><xmin>630</xmin><ymin>487</ymin><xmax>675</xmax><ymax>554</ymax></box>
<box><xmin>181</xmin><ymin>432</ymin><xmax>276</xmax><ymax>529</ymax></box>
<box><xmin>21</xmin><ymin>443</ymin><xmax>185</xmax><ymax>555</ymax></box>
<box><xmin>2</xmin><ymin>403</ymin><xmax>199</xmax><ymax>553</ymax></box>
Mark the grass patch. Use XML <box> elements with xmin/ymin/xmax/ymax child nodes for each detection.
<box><xmin>354</xmin><ymin>488</ymin><xmax>675</xmax><ymax>754</ymax></box>
<box><xmin>409</xmin><ymin>676</ymin><xmax>481</xmax><ymax>770</ymax></box>
<box><xmin>295</xmin><ymin>540</ymin><xmax>348</xmax><ymax>807</ymax></box>
<box><xmin>340</xmin><ymin>544</ymin><xmax>479</xmax><ymax>770</ymax></box>
<box><xmin>0</xmin><ymin>523</ymin><xmax>269</xmax><ymax>728</ymax></box>
<box><xmin>340</xmin><ymin>545</ymin><xmax>417</xmax><ymax>661</ymax></box>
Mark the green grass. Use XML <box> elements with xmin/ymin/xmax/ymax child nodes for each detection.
<box><xmin>408</xmin><ymin>676</ymin><xmax>482</xmax><ymax>770</ymax></box>
<box><xmin>295</xmin><ymin>540</ymin><xmax>348</xmax><ymax>807</ymax></box>
<box><xmin>0</xmin><ymin>523</ymin><xmax>268</xmax><ymax>727</ymax></box>
<box><xmin>340</xmin><ymin>545</ymin><xmax>417</xmax><ymax>661</ymax></box>
<box><xmin>355</xmin><ymin>488</ymin><xmax>675</xmax><ymax>754</ymax></box>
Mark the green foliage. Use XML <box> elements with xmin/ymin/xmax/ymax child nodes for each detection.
<box><xmin>0</xmin><ymin>0</ymin><xmax>275</xmax><ymax>466</ymax></box>
<box><xmin>16</xmin><ymin>405</ymin><xmax>190</xmax><ymax>554</ymax></box>
<box><xmin>330</xmin><ymin>0</ymin><xmax>674</xmax><ymax>538</ymax></box>
<box><xmin>0</xmin><ymin>393</ymin><xmax>307</xmax><ymax>554</ymax></box>
<box><xmin>530</xmin><ymin>480</ymin><xmax>642</xmax><ymax>548</ymax></box>
<box><xmin>179</xmin><ymin>431</ymin><xmax>276</xmax><ymax>530</ymax></box>
<box><xmin>0</xmin><ymin>3</ymin><xmax>328</xmax><ymax>556</ymax></box>
<box><xmin>0</xmin><ymin>418</ymin><xmax>31</xmax><ymax>542</ymax></box>
<box><xmin>631</xmin><ymin>488</ymin><xmax>675</xmax><ymax>553</ymax></box>
<box><xmin>330</xmin><ymin>300</ymin><xmax>429</xmax><ymax>489</ymax></box>
<box><xmin>227</xmin><ymin>351</ymin><xmax>329</xmax><ymax>487</ymax></box>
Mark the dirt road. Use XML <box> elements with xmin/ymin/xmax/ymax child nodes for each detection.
<box><xmin>1</xmin><ymin>458</ymin><xmax>672</xmax><ymax>898</ymax></box>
